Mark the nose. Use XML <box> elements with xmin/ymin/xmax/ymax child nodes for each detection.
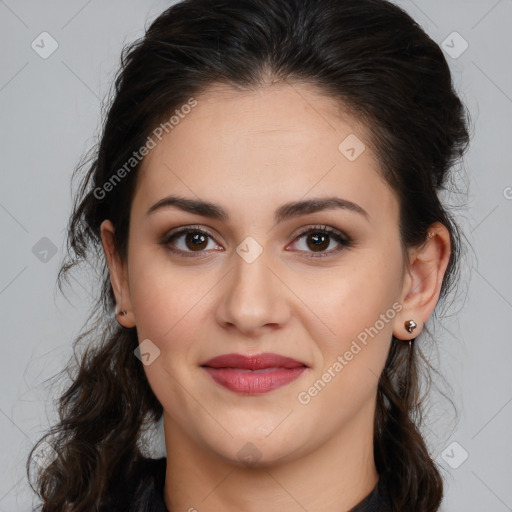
<box><xmin>215</xmin><ymin>246</ymin><xmax>291</xmax><ymax>337</ymax></box>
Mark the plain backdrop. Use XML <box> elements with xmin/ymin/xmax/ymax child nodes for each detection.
<box><xmin>1</xmin><ymin>1</ymin><xmax>511</xmax><ymax>510</ymax></box>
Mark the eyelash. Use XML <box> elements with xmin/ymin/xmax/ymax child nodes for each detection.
<box><xmin>161</xmin><ymin>224</ymin><xmax>353</xmax><ymax>259</ymax></box>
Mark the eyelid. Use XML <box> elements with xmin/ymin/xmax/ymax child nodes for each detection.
<box><xmin>161</xmin><ymin>223</ymin><xmax>353</xmax><ymax>257</ymax></box>
<box><xmin>286</xmin><ymin>224</ymin><xmax>352</xmax><ymax>258</ymax></box>
<box><xmin>291</xmin><ymin>224</ymin><xmax>346</xmax><ymax>239</ymax></box>
<box><xmin>162</xmin><ymin>224</ymin><xmax>218</xmax><ymax>244</ymax></box>
<box><xmin>164</xmin><ymin>224</ymin><xmax>216</xmax><ymax>238</ymax></box>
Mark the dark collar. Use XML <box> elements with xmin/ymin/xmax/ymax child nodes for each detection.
<box><xmin>348</xmin><ymin>472</ymin><xmax>392</xmax><ymax>512</ymax></box>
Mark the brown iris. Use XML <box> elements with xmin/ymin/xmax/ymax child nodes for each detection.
<box><xmin>185</xmin><ymin>232</ymin><xmax>209</xmax><ymax>251</ymax></box>
<box><xmin>306</xmin><ymin>232</ymin><xmax>330</xmax><ymax>252</ymax></box>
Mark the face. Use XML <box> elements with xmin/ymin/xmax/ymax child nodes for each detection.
<box><xmin>101</xmin><ymin>82</ymin><xmax>434</xmax><ymax>468</ymax></box>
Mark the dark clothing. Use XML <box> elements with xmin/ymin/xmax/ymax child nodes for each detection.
<box><xmin>106</xmin><ymin>457</ymin><xmax>392</xmax><ymax>512</ymax></box>
<box><xmin>349</xmin><ymin>472</ymin><xmax>393</xmax><ymax>512</ymax></box>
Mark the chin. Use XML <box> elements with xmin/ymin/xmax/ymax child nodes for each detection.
<box><xmin>209</xmin><ymin>428</ymin><xmax>308</xmax><ymax>469</ymax></box>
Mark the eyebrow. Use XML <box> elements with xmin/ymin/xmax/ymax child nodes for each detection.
<box><xmin>146</xmin><ymin>194</ymin><xmax>370</xmax><ymax>223</ymax></box>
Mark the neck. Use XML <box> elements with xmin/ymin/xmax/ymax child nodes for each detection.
<box><xmin>162</xmin><ymin>401</ymin><xmax>379</xmax><ymax>512</ymax></box>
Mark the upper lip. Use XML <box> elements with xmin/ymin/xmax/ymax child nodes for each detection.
<box><xmin>200</xmin><ymin>352</ymin><xmax>308</xmax><ymax>370</ymax></box>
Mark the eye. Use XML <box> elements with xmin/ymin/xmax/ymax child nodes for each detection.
<box><xmin>288</xmin><ymin>225</ymin><xmax>353</xmax><ymax>258</ymax></box>
<box><xmin>161</xmin><ymin>225</ymin><xmax>221</xmax><ymax>257</ymax></box>
<box><xmin>161</xmin><ymin>224</ymin><xmax>353</xmax><ymax>258</ymax></box>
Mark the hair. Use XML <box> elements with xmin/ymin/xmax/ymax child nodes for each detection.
<box><xmin>27</xmin><ymin>0</ymin><xmax>471</xmax><ymax>511</ymax></box>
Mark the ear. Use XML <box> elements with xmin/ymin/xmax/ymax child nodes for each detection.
<box><xmin>393</xmin><ymin>222</ymin><xmax>451</xmax><ymax>340</ymax></box>
<box><xmin>100</xmin><ymin>219</ymin><xmax>136</xmax><ymax>328</ymax></box>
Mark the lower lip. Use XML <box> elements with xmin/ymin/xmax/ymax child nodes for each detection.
<box><xmin>202</xmin><ymin>366</ymin><xmax>308</xmax><ymax>395</ymax></box>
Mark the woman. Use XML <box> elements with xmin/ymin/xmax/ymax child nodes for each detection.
<box><xmin>27</xmin><ymin>0</ymin><xmax>470</xmax><ymax>510</ymax></box>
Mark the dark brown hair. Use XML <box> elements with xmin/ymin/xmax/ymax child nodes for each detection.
<box><xmin>27</xmin><ymin>0</ymin><xmax>471</xmax><ymax>510</ymax></box>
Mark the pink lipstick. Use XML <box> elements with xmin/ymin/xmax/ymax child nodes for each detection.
<box><xmin>200</xmin><ymin>352</ymin><xmax>308</xmax><ymax>395</ymax></box>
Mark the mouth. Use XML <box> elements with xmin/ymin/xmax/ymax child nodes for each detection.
<box><xmin>200</xmin><ymin>352</ymin><xmax>309</xmax><ymax>395</ymax></box>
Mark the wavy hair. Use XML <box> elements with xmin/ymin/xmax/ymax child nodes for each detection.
<box><xmin>27</xmin><ymin>0</ymin><xmax>471</xmax><ymax>510</ymax></box>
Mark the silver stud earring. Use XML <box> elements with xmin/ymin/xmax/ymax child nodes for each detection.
<box><xmin>404</xmin><ymin>319</ymin><xmax>417</xmax><ymax>333</ymax></box>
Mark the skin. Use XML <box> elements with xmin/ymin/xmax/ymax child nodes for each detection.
<box><xmin>101</xmin><ymin>81</ymin><xmax>451</xmax><ymax>512</ymax></box>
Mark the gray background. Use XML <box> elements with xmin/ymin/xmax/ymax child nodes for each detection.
<box><xmin>1</xmin><ymin>0</ymin><xmax>511</xmax><ymax>510</ymax></box>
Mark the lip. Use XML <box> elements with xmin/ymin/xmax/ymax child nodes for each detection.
<box><xmin>200</xmin><ymin>352</ymin><xmax>309</xmax><ymax>395</ymax></box>
<box><xmin>201</xmin><ymin>352</ymin><xmax>308</xmax><ymax>370</ymax></box>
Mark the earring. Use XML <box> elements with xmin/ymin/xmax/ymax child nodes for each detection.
<box><xmin>115</xmin><ymin>309</ymin><xmax>127</xmax><ymax>327</ymax></box>
<box><xmin>404</xmin><ymin>319</ymin><xmax>417</xmax><ymax>333</ymax></box>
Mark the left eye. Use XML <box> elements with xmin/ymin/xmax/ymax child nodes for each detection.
<box><xmin>288</xmin><ymin>226</ymin><xmax>351</xmax><ymax>257</ymax></box>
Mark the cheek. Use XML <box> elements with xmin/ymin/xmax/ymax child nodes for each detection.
<box><xmin>128</xmin><ymin>255</ymin><xmax>211</xmax><ymax>418</ymax></box>
<box><xmin>296</xmin><ymin>273</ymin><xmax>396</xmax><ymax>418</ymax></box>
<box><xmin>293</xmin><ymin>260</ymin><xmax>400</xmax><ymax>352</ymax></box>
<box><xmin>127</xmin><ymin>242</ymin><xmax>186</xmax><ymax>327</ymax></box>
<box><xmin>127</xmin><ymin>250</ymin><xmax>217</xmax><ymax>362</ymax></box>
<box><xmin>131</xmin><ymin>271</ymin><xmax>201</xmax><ymax>341</ymax></box>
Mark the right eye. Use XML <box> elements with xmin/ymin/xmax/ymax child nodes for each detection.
<box><xmin>161</xmin><ymin>226</ymin><xmax>223</xmax><ymax>257</ymax></box>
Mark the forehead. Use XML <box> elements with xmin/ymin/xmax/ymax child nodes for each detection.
<box><xmin>133</xmin><ymin>82</ymin><xmax>397</xmax><ymax>226</ymax></box>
